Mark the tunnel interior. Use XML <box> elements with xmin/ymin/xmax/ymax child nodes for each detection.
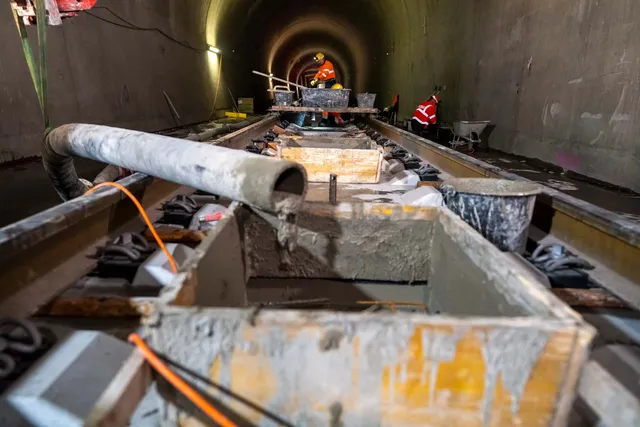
<box><xmin>1</xmin><ymin>0</ymin><xmax>639</xmax><ymax>226</ymax></box>
<box><xmin>211</xmin><ymin>0</ymin><xmax>390</xmax><ymax>112</ymax></box>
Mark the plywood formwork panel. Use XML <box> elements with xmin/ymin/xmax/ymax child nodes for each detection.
<box><xmin>147</xmin><ymin>308</ymin><xmax>594</xmax><ymax>427</ymax></box>
<box><xmin>280</xmin><ymin>147</ymin><xmax>383</xmax><ymax>184</ymax></box>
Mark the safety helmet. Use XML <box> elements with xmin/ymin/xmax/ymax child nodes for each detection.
<box><xmin>314</xmin><ymin>52</ymin><xmax>325</xmax><ymax>61</ymax></box>
<box><xmin>431</xmin><ymin>95</ymin><xmax>440</xmax><ymax>103</ymax></box>
<box><xmin>332</xmin><ymin>83</ymin><xmax>344</xmax><ymax>90</ymax></box>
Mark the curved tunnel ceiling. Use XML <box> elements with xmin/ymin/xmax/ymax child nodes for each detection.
<box><xmin>208</xmin><ymin>0</ymin><xmax>399</xmax><ymax>110</ymax></box>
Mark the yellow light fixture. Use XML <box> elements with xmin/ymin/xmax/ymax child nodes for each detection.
<box><xmin>208</xmin><ymin>46</ymin><xmax>221</xmax><ymax>54</ymax></box>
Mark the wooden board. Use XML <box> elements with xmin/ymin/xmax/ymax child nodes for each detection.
<box><xmin>237</xmin><ymin>98</ymin><xmax>254</xmax><ymax>114</ymax></box>
<box><xmin>270</xmin><ymin>105</ymin><xmax>378</xmax><ymax>113</ymax></box>
<box><xmin>149</xmin><ymin>307</ymin><xmax>594</xmax><ymax>427</ymax></box>
<box><xmin>280</xmin><ymin>147</ymin><xmax>382</xmax><ymax>183</ymax></box>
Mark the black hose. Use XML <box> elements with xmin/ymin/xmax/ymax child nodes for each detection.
<box><xmin>42</xmin><ymin>129</ymin><xmax>90</xmax><ymax>201</ymax></box>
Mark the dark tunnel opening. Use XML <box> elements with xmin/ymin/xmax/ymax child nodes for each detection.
<box><xmin>213</xmin><ymin>0</ymin><xmax>389</xmax><ymax>112</ymax></box>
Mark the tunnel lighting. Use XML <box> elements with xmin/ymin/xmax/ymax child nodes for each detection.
<box><xmin>208</xmin><ymin>46</ymin><xmax>221</xmax><ymax>54</ymax></box>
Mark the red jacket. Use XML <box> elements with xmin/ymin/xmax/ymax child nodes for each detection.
<box><xmin>413</xmin><ymin>100</ymin><xmax>437</xmax><ymax>126</ymax></box>
<box><xmin>314</xmin><ymin>60</ymin><xmax>336</xmax><ymax>82</ymax></box>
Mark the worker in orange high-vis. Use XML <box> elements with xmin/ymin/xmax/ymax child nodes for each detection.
<box><xmin>310</xmin><ymin>53</ymin><xmax>336</xmax><ymax>88</ymax></box>
<box><xmin>411</xmin><ymin>95</ymin><xmax>440</xmax><ymax>136</ymax></box>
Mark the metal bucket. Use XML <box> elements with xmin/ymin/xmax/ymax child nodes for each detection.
<box><xmin>356</xmin><ymin>93</ymin><xmax>377</xmax><ymax>108</ymax></box>
<box><xmin>301</xmin><ymin>88</ymin><xmax>351</xmax><ymax>108</ymax></box>
<box><xmin>274</xmin><ymin>91</ymin><xmax>294</xmax><ymax>106</ymax></box>
<box><xmin>441</xmin><ymin>178</ymin><xmax>542</xmax><ymax>253</ymax></box>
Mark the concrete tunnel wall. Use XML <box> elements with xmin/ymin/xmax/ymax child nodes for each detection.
<box><xmin>457</xmin><ymin>0</ymin><xmax>640</xmax><ymax>193</ymax></box>
<box><xmin>0</xmin><ymin>0</ymin><xmax>217</xmax><ymax>163</ymax></box>
<box><xmin>0</xmin><ymin>0</ymin><xmax>638</xmax><ymax>193</ymax></box>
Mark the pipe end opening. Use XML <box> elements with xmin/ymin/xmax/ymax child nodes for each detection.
<box><xmin>274</xmin><ymin>166</ymin><xmax>306</xmax><ymax>197</ymax></box>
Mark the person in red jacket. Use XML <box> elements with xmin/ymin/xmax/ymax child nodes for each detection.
<box><xmin>411</xmin><ymin>95</ymin><xmax>440</xmax><ymax>135</ymax></box>
<box><xmin>310</xmin><ymin>52</ymin><xmax>336</xmax><ymax>88</ymax></box>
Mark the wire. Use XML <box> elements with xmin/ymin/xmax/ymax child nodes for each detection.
<box><xmin>82</xmin><ymin>6</ymin><xmax>207</xmax><ymax>53</ymax></box>
<box><xmin>85</xmin><ymin>182</ymin><xmax>178</xmax><ymax>273</ymax></box>
<box><xmin>129</xmin><ymin>333</ymin><xmax>237</xmax><ymax>427</ymax></box>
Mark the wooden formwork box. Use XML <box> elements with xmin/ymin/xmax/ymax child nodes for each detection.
<box><xmin>141</xmin><ymin>203</ymin><xmax>594</xmax><ymax>427</ymax></box>
<box><xmin>277</xmin><ymin>137</ymin><xmax>384</xmax><ymax>184</ymax></box>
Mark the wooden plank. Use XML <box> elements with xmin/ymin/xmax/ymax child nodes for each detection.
<box><xmin>280</xmin><ymin>147</ymin><xmax>382</xmax><ymax>183</ymax></box>
<box><xmin>552</xmin><ymin>288</ymin><xmax>627</xmax><ymax>308</ymax></box>
<box><xmin>143</xmin><ymin>226</ymin><xmax>206</xmax><ymax>244</ymax></box>
<box><xmin>270</xmin><ymin>105</ymin><xmax>378</xmax><ymax>113</ymax></box>
<box><xmin>149</xmin><ymin>307</ymin><xmax>594</xmax><ymax>427</ymax></box>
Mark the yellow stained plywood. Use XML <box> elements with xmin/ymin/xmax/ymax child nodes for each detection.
<box><xmin>165</xmin><ymin>313</ymin><xmax>593</xmax><ymax>427</ymax></box>
<box><xmin>280</xmin><ymin>147</ymin><xmax>383</xmax><ymax>183</ymax></box>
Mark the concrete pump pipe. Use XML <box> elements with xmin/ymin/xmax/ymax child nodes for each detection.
<box><xmin>43</xmin><ymin>124</ymin><xmax>307</xmax><ymax>213</ymax></box>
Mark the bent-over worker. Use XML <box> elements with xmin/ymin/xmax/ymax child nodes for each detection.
<box><xmin>310</xmin><ymin>53</ymin><xmax>336</xmax><ymax>88</ymax></box>
<box><xmin>411</xmin><ymin>95</ymin><xmax>440</xmax><ymax>135</ymax></box>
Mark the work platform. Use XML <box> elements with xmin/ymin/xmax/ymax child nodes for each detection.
<box><xmin>269</xmin><ymin>105</ymin><xmax>378</xmax><ymax>114</ymax></box>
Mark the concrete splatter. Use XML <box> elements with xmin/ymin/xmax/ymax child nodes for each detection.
<box><xmin>478</xmin><ymin>328</ymin><xmax>549</xmax><ymax>425</ymax></box>
<box><xmin>420</xmin><ymin>327</ymin><xmax>468</xmax><ymax>406</ymax></box>
<box><xmin>581</xmin><ymin>112</ymin><xmax>602</xmax><ymax>120</ymax></box>
<box><xmin>609</xmin><ymin>85</ymin><xmax>628</xmax><ymax>126</ymax></box>
<box><xmin>589</xmin><ymin>131</ymin><xmax>606</xmax><ymax>146</ymax></box>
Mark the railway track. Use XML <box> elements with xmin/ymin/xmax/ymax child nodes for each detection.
<box><xmin>0</xmin><ymin>114</ymin><xmax>637</xmax><ymax>426</ymax></box>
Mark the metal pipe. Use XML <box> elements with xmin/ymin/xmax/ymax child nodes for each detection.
<box><xmin>44</xmin><ymin>124</ymin><xmax>307</xmax><ymax>213</ymax></box>
<box><xmin>252</xmin><ymin>70</ymin><xmax>306</xmax><ymax>90</ymax></box>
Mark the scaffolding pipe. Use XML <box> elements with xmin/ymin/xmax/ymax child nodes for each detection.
<box><xmin>252</xmin><ymin>71</ymin><xmax>306</xmax><ymax>90</ymax></box>
<box><xmin>43</xmin><ymin>124</ymin><xmax>307</xmax><ymax>213</ymax></box>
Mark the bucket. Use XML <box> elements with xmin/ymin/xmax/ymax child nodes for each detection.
<box><xmin>356</xmin><ymin>93</ymin><xmax>377</xmax><ymax>108</ymax></box>
<box><xmin>441</xmin><ymin>178</ymin><xmax>542</xmax><ymax>253</ymax></box>
<box><xmin>274</xmin><ymin>91</ymin><xmax>294</xmax><ymax>106</ymax></box>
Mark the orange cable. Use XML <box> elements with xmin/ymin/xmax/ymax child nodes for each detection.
<box><xmin>85</xmin><ymin>182</ymin><xmax>178</xmax><ymax>273</ymax></box>
<box><xmin>129</xmin><ymin>333</ymin><xmax>237</xmax><ymax>427</ymax></box>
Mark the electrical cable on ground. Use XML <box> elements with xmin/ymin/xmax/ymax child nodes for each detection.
<box><xmin>128</xmin><ymin>333</ymin><xmax>237</xmax><ymax>427</ymax></box>
<box><xmin>85</xmin><ymin>182</ymin><xmax>178</xmax><ymax>273</ymax></box>
<box><xmin>82</xmin><ymin>6</ymin><xmax>207</xmax><ymax>53</ymax></box>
